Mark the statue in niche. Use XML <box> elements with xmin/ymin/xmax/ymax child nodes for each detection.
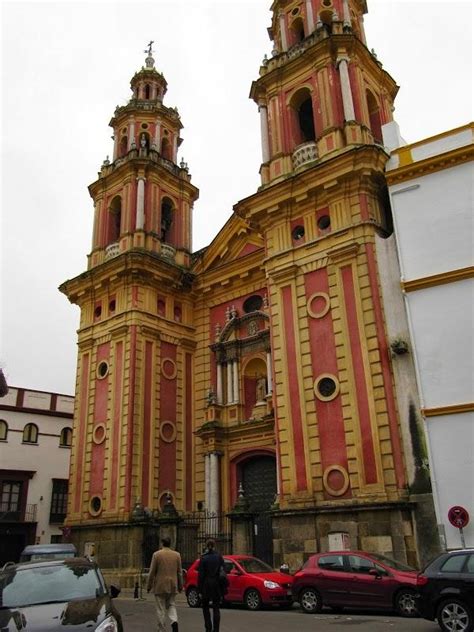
<box><xmin>256</xmin><ymin>376</ymin><xmax>267</xmax><ymax>403</ymax></box>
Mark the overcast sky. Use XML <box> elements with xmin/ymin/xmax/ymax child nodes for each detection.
<box><xmin>1</xmin><ymin>1</ymin><xmax>472</xmax><ymax>396</ymax></box>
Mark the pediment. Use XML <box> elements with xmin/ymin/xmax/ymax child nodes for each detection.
<box><xmin>192</xmin><ymin>213</ymin><xmax>264</xmax><ymax>274</ymax></box>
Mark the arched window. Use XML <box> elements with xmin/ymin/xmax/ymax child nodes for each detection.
<box><xmin>0</xmin><ymin>419</ymin><xmax>7</xmax><ymax>440</ymax></box>
<box><xmin>107</xmin><ymin>195</ymin><xmax>122</xmax><ymax>245</ymax></box>
<box><xmin>161</xmin><ymin>197</ymin><xmax>174</xmax><ymax>243</ymax></box>
<box><xmin>119</xmin><ymin>135</ymin><xmax>128</xmax><ymax>157</ymax></box>
<box><xmin>290</xmin><ymin>17</ymin><xmax>305</xmax><ymax>45</ymax></box>
<box><xmin>320</xmin><ymin>10</ymin><xmax>333</xmax><ymax>34</ymax></box>
<box><xmin>60</xmin><ymin>427</ymin><xmax>72</xmax><ymax>447</ymax></box>
<box><xmin>161</xmin><ymin>137</ymin><xmax>172</xmax><ymax>161</ymax></box>
<box><xmin>290</xmin><ymin>88</ymin><xmax>316</xmax><ymax>148</ymax></box>
<box><xmin>23</xmin><ymin>423</ymin><xmax>38</xmax><ymax>444</ymax></box>
<box><xmin>366</xmin><ymin>89</ymin><xmax>382</xmax><ymax>143</ymax></box>
<box><xmin>144</xmin><ymin>84</ymin><xmax>151</xmax><ymax>99</ymax></box>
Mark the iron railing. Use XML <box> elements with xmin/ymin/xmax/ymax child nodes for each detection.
<box><xmin>0</xmin><ymin>503</ymin><xmax>37</xmax><ymax>522</ymax></box>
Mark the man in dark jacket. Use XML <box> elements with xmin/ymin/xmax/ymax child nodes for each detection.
<box><xmin>197</xmin><ymin>538</ymin><xmax>227</xmax><ymax>632</ymax></box>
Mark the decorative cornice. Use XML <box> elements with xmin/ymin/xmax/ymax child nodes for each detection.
<box><xmin>402</xmin><ymin>266</ymin><xmax>474</xmax><ymax>292</ymax></box>
<box><xmin>422</xmin><ymin>402</ymin><xmax>474</xmax><ymax>418</ymax></box>
<box><xmin>386</xmin><ymin>144</ymin><xmax>474</xmax><ymax>185</ymax></box>
<box><xmin>327</xmin><ymin>241</ymin><xmax>360</xmax><ymax>263</ymax></box>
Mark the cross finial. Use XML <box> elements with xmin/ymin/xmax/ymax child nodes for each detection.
<box><xmin>144</xmin><ymin>40</ymin><xmax>154</xmax><ymax>56</ymax></box>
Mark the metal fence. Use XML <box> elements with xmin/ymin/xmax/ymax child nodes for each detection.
<box><xmin>178</xmin><ymin>511</ymin><xmax>232</xmax><ymax>569</ymax></box>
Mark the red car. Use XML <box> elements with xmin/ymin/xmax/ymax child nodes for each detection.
<box><xmin>185</xmin><ymin>554</ymin><xmax>293</xmax><ymax>610</ymax></box>
<box><xmin>292</xmin><ymin>550</ymin><xmax>419</xmax><ymax>617</ymax></box>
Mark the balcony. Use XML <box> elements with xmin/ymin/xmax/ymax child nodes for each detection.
<box><xmin>0</xmin><ymin>503</ymin><xmax>37</xmax><ymax>523</ymax></box>
<box><xmin>105</xmin><ymin>242</ymin><xmax>120</xmax><ymax>261</ymax></box>
<box><xmin>161</xmin><ymin>243</ymin><xmax>176</xmax><ymax>261</ymax></box>
<box><xmin>292</xmin><ymin>141</ymin><xmax>318</xmax><ymax>169</ymax></box>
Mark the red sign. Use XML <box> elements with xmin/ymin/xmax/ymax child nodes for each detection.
<box><xmin>448</xmin><ymin>506</ymin><xmax>470</xmax><ymax>529</ymax></box>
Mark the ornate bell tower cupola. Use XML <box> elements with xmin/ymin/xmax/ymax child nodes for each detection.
<box><xmin>251</xmin><ymin>0</ymin><xmax>397</xmax><ymax>186</ymax></box>
<box><xmin>89</xmin><ymin>43</ymin><xmax>198</xmax><ymax>269</ymax></box>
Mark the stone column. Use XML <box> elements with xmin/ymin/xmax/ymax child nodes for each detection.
<box><xmin>113</xmin><ymin>134</ymin><xmax>119</xmax><ymax>160</ymax></box>
<box><xmin>342</xmin><ymin>0</ymin><xmax>351</xmax><ymax>28</ymax></box>
<box><xmin>259</xmin><ymin>103</ymin><xmax>270</xmax><ymax>164</ymax></box>
<box><xmin>226</xmin><ymin>362</ymin><xmax>233</xmax><ymax>404</ymax></box>
<box><xmin>91</xmin><ymin>201</ymin><xmax>100</xmax><ymax>249</ymax></box>
<box><xmin>337</xmin><ymin>57</ymin><xmax>356</xmax><ymax>122</ymax></box>
<box><xmin>205</xmin><ymin>454</ymin><xmax>211</xmax><ymax>511</ymax></box>
<box><xmin>216</xmin><ymin>363</ymin><xmax>223</xmax><ymax>405</ymax></box>
<box><xmin>279</xmin><ymin>12</ymin><xmax>288</xmax><ymax>51</ymax></box>
<box><xmin>136</xmin><ymin>177</ymin><xmax>146</xmax><ymax>230</ymax></box>
<box><xmin>128</xmin><ymin>118</ymin><xmax>136</xmax><ymax>151</ymax></box>
<box><xmin>232</xmin><ymin>360</ymin><xmax>239</xmax><ymax>404</ymax></box>
<box><xmin>154</xmin><ymin>119</ymin><xmax>161</xmax><ymax>150</ymax></box>
<box><xmin>305</xmin><ymin>0</ymin><xmax>315</xmax><ymax>33</ymax></box>
<box><xmin>209</xmin><ymin>452</ymin><xmax>220</xmax><ymax>515</ymax></box>
<box><xmin>173</xmin><ymin>135</ymin><xmax>178</xmax><ymax>162</ymax></box>
<box><xmin>266</xmin><ymin>351</ymin><xmax>273</xmax><ymax>394</ymax></box>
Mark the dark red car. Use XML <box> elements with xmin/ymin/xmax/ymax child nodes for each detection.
<box><xmin>185</xmin><ymin>554</ymin><xmax>293</xmax><ymax>610</ymax></box>
<box><xmin>292</xmin><ymin>550</ymin><xmax>419</xmax><ymax>617</ymax></box>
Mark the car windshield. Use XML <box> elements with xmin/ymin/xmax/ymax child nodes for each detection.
<box><xmin>0</xmin><ymin>562</ymin><xmax>103</xmax><ymax>608</ymax></box>
<box><xmin>238</xmin><ymin>558</ymin><xmax>274</xmax><ymax>573</ymax></box>
<box><xmin>369</xmin><ymin>553</ymin><xmax>415</xmax><ymax>572</ymax></box>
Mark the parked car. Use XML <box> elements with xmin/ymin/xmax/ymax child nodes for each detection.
<box><xmin>0</xmin><ymin>557</ymin><xmax>123</xmax><ymax>631</ymax></box>
<box><xmin>20</xmin><ymin>543</ymin><xmax>77</xmax><ymax>562</ymax></box>
<box><xmin>416</xmin><ymin>548</ymin><xmax>474</xmax><ymax>632</ymax></box>
<box><xmin>185</xmin><ymin>554</ymin><xmax>293</xmax><ymax>610</ymax></box>
<box><xmin>292</xmin><ymin>550</ymin><xmax>419</xmax><ymax>617</ymax></box>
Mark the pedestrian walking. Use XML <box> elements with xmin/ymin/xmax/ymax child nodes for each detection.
<box><xmin>147</xmin><ymin>536</ymin><xmax>183</xmax><ymax>632</ymax></box>
<box><xmin>197</xmin><ymin>538</ymin><xmax>228</xmax><ymax>632</ymax></box>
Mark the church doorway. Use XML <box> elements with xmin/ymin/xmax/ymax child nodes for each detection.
<box><xmin>240</xmin><ymin>454</ymin><xmax>276</xmax><ymax>565</ymax></box>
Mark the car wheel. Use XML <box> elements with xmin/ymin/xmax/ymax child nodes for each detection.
<box><xmin>395</xmin><ymin>588</ymin><xmax>418</xmax><ymax>617</ymax></box>
<box><xmin>244</xmin><ymin>589</ymin><xmax>262</xmax><ymax>611</ymax></box>
<box><xmin>186</xmin><ymin>587</ymin><xmax>201</xmax><ymax>608</ymax></box>
<box><xmin>437</xmin><ymin>599</ymin><xmax>473</xmax><ymax>632</ymax></box>
<box><xmin>299</xmin><ymin>587</ymin><xmax>322</xmax><ymax>614</ymax></box>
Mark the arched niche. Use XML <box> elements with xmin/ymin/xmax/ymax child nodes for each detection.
<box><xmin>107</xmin><ymin>195</ymin><xmax>122</xmax><ymax>245</ymax></box>
<box><xmin>289</xmin><ymin>87</ymin><xmax>316</xmax><ymax>148</ymax></box>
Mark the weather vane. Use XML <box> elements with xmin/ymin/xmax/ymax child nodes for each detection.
<box><xmin>144</xmin><ymin>40</ymin><xmax>154</xmax><ymax>56</ymax></box>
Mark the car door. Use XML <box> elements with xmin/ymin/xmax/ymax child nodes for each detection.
<box><xmin>315</xmin><ymin>554</ymin><xmax>352</xmax><ymax>606</ymax></box>
<box><xmin>223</xmin><ymin>559</ymin><xmax>242</xmax><ymax>602</ymax></box>
<box><xmin>346</xmin><ymin>554</ymin><xmax>395</xmax><ymax>608</ymax></box>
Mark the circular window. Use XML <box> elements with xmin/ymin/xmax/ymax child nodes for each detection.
<box><xmin>314</xmin><ymin>374</ymin><xmax>340</xmax><ymax>401</ymax></box>
<box><xmin>323</xmin><ymin>465</ymin><xmax>349</xmax><ymax>497</ymax></box>
<box><xmin>292</xmin><ymin>225</ymin><xmax>305</xmax><ymax>241</ymax></box>
<box><xmin>160</xmin><ymin>421</ymin><xmax>177</xmax><ymax>443</ymax></box>
<box><xmin>322</xmin><ymin>0</ymin><xmax>332</xmax><ymax>6</ymax></box>
<box><xmin>97</xmin><ymin>361</ymin><xmax>109</xmax><ymax>379</ymax></box>
<box><xmin>141</xmin><ymin>123</ymin><xmax>149</xmax><ymax>129</ymax></box>
<box><xmin>109</xmin><ymin>299</ymin><xmax>116</xmax><ymax>312</ymax></box>
<box><xmin>94</xmin><ymin>305</ymin><xmax>102</xmax><ymax>319</ymax></box>
<box><xmin>291</xmin><ymin>7</ymin><xmax>300</xmax><ymax>15</ymax></box>
<box><xmin>162</xmin><ymin>358</ymin><xmax>177</xmax><ymax>380</ymax></box>
<box><xmin>89</xmin><ymin>496</ymin><xmax>102</xmax><ymax>516</ymax></box>
<box><xmin>122</xmin><ymin>127</ymin><xmax>127</xmax><ymax>134</ymax></box>
<box><xmin>307</xmin><ymin>292</ymin><xmax>330</xmax><ymax>319</ymax></box>
<box><xmin>93</xmin><ymin>423</ymin><xmax>106</xmax><ymax>444</ymax></box>
<box><xmin>318</xmin><ymin>215</ymin><xmax>331</xmax><ymax>230</ymax></box>
<box><xmin>243</xmin><ymin>295</ymin><xmax>263</xmax><ymax>313</ymax></box>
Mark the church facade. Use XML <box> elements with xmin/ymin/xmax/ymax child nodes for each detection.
<box><xmin>60</xmin><ymin>0</ymin><xmax>439</xmax><ymax>584</ymax></box>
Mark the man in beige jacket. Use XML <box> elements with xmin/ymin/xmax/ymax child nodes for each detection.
<box><xmin>147</xmin><ymin>536</ymin><xmax>183</xmax><ymax>632</ymax></box>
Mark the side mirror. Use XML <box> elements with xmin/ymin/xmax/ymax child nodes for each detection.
<box><xmin>230</xmin><ymin>569</ymin><xmax>242</xmax><ymax>576</ymax></box>
<box><xmin>110</xmin><ymin>584</ymin><xmax>121</xmax><ymax>598</ymax></box>
<box><xmin>368</xmin><ymin>568</ymin><xmax>381</xmax><ymax>578</ymax></box>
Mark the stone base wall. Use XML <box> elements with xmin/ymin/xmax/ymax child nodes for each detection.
<box><xmin>272</xmin><ymin>502</ymin><xmax>424</xmax><ymax>572</ymax></box>
<box><xmin>69</xmin><ymin>522</ymin><xmax>156</xmax><ymax>589</ymax></box>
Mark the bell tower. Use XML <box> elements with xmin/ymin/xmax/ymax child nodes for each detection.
<box><xmin>60</xmin><ymin>45</ymin><xmax>198</xmax><ymax>575</ymax></box>
<box><xmin>236</xmin><ymin>0</ymin><xmax>418</xmax><ymax>565</ymax></box>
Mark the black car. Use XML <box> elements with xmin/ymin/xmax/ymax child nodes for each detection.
<box><xmin>416</xmin><ymin>549</ymin><xmax>474</xmax><ymax>632</ymax></box>
<box><xmin>0</xmin><ymin>557</ymin><xmax>123</xmax><ymax>631</ymax></box>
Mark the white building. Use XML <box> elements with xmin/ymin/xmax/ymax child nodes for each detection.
<box><xmin>0</xmin><ymin>386</ymin><xmax>74</xmax><ymax>564</ymax></box>
<box><xmin>383</xmin><ymin>122</ymin><xmax>474</xmax><ymax>550</ymax></box>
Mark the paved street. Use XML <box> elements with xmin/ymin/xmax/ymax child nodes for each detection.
<box><xmin>115</xmin><ymin>592</ymin><xmax>441</xmax><ymax>632</ymax></box>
